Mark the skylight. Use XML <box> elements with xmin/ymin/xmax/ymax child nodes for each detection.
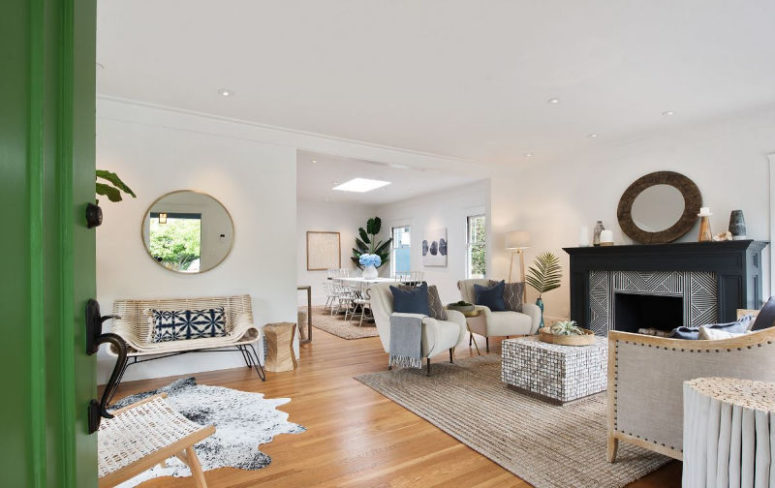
<box><xmin>333</xmin><ymin>178</ymin><xmax>391</xmax><ymax>193</ymax></box>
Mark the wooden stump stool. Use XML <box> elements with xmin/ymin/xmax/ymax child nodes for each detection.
<box><xmin>683</xmin><ymin>377</ymin><xmax>775</xmax><ymax>487</ymax></box>
<box><xmin>264</xmin><ymin>322</ymin><xmax>297</xmax><ymax>372</ymax></box>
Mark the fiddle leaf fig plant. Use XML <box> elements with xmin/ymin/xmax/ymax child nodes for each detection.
<box><xmin>352</xmin><ymin>217</ymin><xmax>392</xmax><ymax>269</ymax></box>
<box><xmin>96</xmin><ymin>169</ymin><xmax>136</xmax><ymax>203</ymax></box>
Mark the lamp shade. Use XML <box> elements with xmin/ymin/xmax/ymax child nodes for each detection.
<box><xmin>505</xmin><ymin>230</ymin><xmax>530</xmax><ymax>250</ymax></box>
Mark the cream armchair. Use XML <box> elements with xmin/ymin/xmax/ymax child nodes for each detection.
<box><xmin>457</xmin><ymin>279</ymin><xmax>541</xmax><ymax>352</ymax></box>
<box><xmin>369</xmin><ymin>283</ymin><xmax>467</xmax><ymax>372</ymax></box>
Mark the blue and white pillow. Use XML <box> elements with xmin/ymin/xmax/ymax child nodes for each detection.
<box><xmin>151</xmin><ymin>307</ymin><xmax>227</xmax><ymax>343</ymax></box>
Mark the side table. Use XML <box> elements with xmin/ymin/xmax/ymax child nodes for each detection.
<box><xmin>683</xmin><ymin>377</ymin><xmax>775</xmax><ymax>487</ymax></box>
<box><xmin>264</xmin><ymin>322</ymin><xmax>297</xmax><ymax>372</ymax></box>
<box><xmin>447</xmin><ymin>307</ymin><xmax>482</xmax><ymax>356</ymax></box>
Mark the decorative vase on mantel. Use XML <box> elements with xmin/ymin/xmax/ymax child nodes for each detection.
<box><xmin>593</xmin><ymin>221</ymin><xmax>605</xmax><ymax>247</ymax></box>
<box><xmin>729</xmin><ymin>210</ymin><xmax>747</xmax><ymax>240</ymax></box>
<box><xmin>536</xmin><ymin>297</ymin><xmax>545</xmax><ymax>330</ymax></box>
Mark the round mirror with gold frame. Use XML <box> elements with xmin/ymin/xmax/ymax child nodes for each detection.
<box><xmin>617</xmin><ymin>171</ymin><xmax>702</xmax><ymax>244</ymax></box>
<box><xmin>141</xmin><ymin>190</ymin><xmax>234</xmax><ymax>273</ymax></box>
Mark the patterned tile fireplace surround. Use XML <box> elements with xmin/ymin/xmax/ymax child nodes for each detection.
<box><xmin>588</xmin><ymin>270</ymin><xmax>717</xmax><ymax>335</ymax></box>
<box><xmin>565</xmin><ymin>240</ymin><xmax>767</xmax><ymax>336</ymax></box>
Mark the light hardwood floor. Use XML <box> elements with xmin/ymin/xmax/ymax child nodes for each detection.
<box><xmin>115</xmin><ymin>328</ymin><xmax>681</xmax><ymax>487</ymax></box>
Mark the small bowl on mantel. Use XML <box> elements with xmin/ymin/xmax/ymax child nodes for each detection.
<box><xmin>538</xmin><ymin>327</ymin><xmax>596</xmax><ymax>346</ymax></box>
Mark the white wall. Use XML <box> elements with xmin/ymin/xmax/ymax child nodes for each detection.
<box><xmin>376</xmin><ymin>180</ymin><xmax>490</xmax><ymax>304</ymax></box>
<box><xmin>489</xmin><ymin>109</ymin><xmax>775</xmax><ymax>322</ymax></box>
<box><xmin>97</xmin><ymin>100</ymin><xmax>298</xmax><ymax>382</ymax></box>
<box><xmin>296</xmin><ymin>200</ymin><xmax>378</xmax><ymax>305</ymax></box>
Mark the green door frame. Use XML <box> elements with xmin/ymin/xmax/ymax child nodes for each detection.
<box><xmin>1</xmin><ymin>0</ymin><xmax>97</xmax><ymax>486</ymax></box>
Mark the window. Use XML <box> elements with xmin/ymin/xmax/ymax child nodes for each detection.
<box><xmin>391</xmin><ymin>225</ymin><xmax>411</xmax><ymax>275</ymax></box>
<box><xmin>149</xmin><ymin>212</ymin><xmax>202</xmax><ymax>273</ymax></box>
<box><xmin>466</xmin><ymin>215</ymin><xmax>486</xmax><ymax>278</ymax></box>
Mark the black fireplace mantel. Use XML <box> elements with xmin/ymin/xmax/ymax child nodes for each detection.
<box><xmin>564</xmin><ymin>240</ymin><xmax>768</xmax><ymax>328</ymax></box>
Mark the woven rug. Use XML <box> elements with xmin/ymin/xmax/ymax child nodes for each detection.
<box><xmin>111</xmin><ymin>378</ymin><xmax>305</xmax><ymax>487</ymax></box>
<box><xmin>307</xmin><ymin>306</ymin><xmax>379</xmax><ymax>340</ymax></box>
<box><xmin>355</xmin><ymin>355</ymin><xmax>671</xmax><ymax>488</ymax></box>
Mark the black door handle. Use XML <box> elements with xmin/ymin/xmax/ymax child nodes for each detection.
<box><xmin>85</xmin><ymin>299</ymin><xmax>127</xmax><ymax>433</ymax></box>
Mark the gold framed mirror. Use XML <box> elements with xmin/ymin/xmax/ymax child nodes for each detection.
<box><xmin>141</xmin><ymin>190</ymin><xmax>234</xmax><ymax>273</ymax></box>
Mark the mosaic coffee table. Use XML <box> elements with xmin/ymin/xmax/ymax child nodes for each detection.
<box><xmin>501</xmin><ymin>336</ymin><xmax>608</xmax><ymax>404</ymax></box>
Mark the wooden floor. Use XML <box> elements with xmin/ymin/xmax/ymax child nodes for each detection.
<box><xmin>116</xmin><ymin>328</ymin><xmax>682</xmax><ymax>488</ymax></box>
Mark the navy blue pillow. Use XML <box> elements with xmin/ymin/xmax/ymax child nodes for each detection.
<box><xmin>751</xmin><ymin>296</ymin><xmax>775</xmax><ymax>331</ymax></box>
<box><xmin>474</xmin><ymin>280</ymin><xmax>507</xmax><ymax>312</ymax></box>
<box><xmin>670</xmin><ymin>315</ymin><xmax>754</xmax><ymax>340</ymax></box>
<box><xmin>390</xmin><ymin>282</ymin><xmax>431</xmax><ymax>316</ymax></box>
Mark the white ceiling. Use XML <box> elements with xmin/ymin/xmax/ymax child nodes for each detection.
<box><xmin>97</xmin><ymin>0</ymin><xmax>775</xmax><ymax>165</ymax></box>
<box><xmin>296</xmin><ymin>151</ymin><xmax>478</xmax><ymax>205</ymax></box>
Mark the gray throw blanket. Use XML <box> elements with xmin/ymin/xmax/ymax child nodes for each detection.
<box><xmin>389</xmin><ymin>313</ymin><xmax>424</xmax><ymax>369</ymax></box>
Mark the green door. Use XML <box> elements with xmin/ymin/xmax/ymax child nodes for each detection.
<box><xmin>1</xmin><ymin>0</ymin><xmax>98</xmax><ymax>486</ymax></box>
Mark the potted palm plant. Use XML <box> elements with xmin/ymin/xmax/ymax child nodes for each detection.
<box><xmin>525</xmin><ymin>252</ymin><xmax>562</xmax><ymax>329</ymax></box>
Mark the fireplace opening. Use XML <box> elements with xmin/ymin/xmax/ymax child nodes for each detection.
<box><xmin>614</xmin><ymin>293</ymin><xmax>683</xmax><ymax>334</ymax></box>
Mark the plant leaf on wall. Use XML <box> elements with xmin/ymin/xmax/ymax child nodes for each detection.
<box><xmin>358</xmin><ymin>227</ymin><xmax>371</xmax><ymax>245</ymax></box>
<box><xmin>96</xmin><ymin>182</ymin><xmax>123</xmax><ymax>202</ymax></box>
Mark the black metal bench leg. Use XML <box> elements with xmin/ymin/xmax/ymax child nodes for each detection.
<box><xmin>246</xmin><ymin>343</ymin><xmax>266</xmax><ymax>381</ymax></box>
<box><xmin>426</xmin><ymin>358</ymin><xmax>431</xmax><ymax>376</ymax></box>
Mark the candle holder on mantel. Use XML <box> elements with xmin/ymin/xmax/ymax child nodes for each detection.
<box><xmin>697</xmin><ymin>207</ymin><xmax>713</xmax><ymax>242</ymax></box>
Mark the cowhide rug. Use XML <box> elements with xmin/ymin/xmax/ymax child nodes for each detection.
<box><xmin>111</xmin><ymin>377</ymin><xmax>305</xmax><ymax>487</ymax></box>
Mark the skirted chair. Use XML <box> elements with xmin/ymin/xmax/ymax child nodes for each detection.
<box><xmin>369</xmin><ymin>283</ymin><xmax>467</xmax><ymax>371</ymax></box>
<box><xmin>457</xmin><ymin>279</ymin><xmax>542</xmax><ymax>352</ymax></box>
<box><xmin>607</xmin><ymin>311</ymin><xmax>775</xmax><ymax>463</ymax></box>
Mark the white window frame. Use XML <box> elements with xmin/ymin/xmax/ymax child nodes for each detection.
<box><xmin>391</xmin><ymin>225</ymin><xmax>411</xmax><ymax>276</ymax></box>
<box><xmin>466</xmin><ymin>214</ymin><xmax>486</xmax><ymax>279</ymax></box>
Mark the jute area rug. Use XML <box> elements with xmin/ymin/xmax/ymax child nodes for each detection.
<box><xmin>307</xmin><ymin>306</ymin><xmax>379</xmax><ymax>340</ymax></box>
<box><xmin>355</xmin><ymin>354</ymin><xmax>671</xmax><ymax>488</ymax></box>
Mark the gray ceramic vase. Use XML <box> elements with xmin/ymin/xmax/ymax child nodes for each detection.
<box><xmin>728</xmin><ymin>210</ymin><xmax>746</xmax><ymax>240</ymax></box>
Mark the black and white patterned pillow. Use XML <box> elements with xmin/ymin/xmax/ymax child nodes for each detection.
<box><xmin>151</xmin><ymin>307</ymin><xmax>227</xmax><ymax>343</ymax></box>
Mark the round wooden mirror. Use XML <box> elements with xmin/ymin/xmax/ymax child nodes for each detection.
<box><xmin>617</xmin><ymin>171</ymin><xmax>702</xmax><ymax>244</ymax></box>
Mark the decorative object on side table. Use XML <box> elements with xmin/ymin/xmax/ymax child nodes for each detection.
<box><xmin>697</xmin><ymin>206</ymin><xmax>713</xmax><ymax>242</ymax></box>
<box><xmin>446</xmin><ymin>301</ymin><xmax>476</xmax><ymax>316</ymax></box>
<box><xmin>539</xmin><ymin>320</ymin><xmax>596</xmax><ymax>346</ymax></box>
<box><xmin>359</xmin><ymin>253</ymin><xmax>382</xmax><ymax>279</ymax></box>
<box><xmin>526</xmin><ymin>252</ymin><xmax>563</xmax><ymax>329</ymax></box>
<box><xmin>729</xmin><ymin>209</ymin><xmax>747</xmax><ymax>240</ymax></box>
<box><xmin>593</xmin><ymin>221</ymin><xmax>605</xmax><ymax>246</ymax></box>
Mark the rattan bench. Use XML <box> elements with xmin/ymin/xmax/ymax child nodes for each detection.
<box><xmin>108</xmin><ymin>295</ymin><xmax>265</xmax><ymax>399</ymax></box>
<box><xmin>98</xmin><ymin>393</ymin><xmax>215</xmax><ymax>487</ymax></box>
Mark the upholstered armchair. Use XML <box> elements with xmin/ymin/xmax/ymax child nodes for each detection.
<box><xmin>457</xmin><ymin>279</ymin><xmax>542</xmax><ymax>352</ymax></box>
<box><xmin>607</xmin><ymin>326</ymin><xmax>775</xmax><ymax>463</ymax></box>
<box><xmin>369</xmin><ymin>283</ymin><xmax>467</xmax><ymax>368</ymax></box>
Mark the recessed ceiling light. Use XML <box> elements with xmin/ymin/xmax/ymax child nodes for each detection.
<box><xmin>524</xmin><ymin>152</ymin><xmax>534</xmax><ymax>158</ymax></box>
<box><xmin>662</xmin><ymin>110</ymin><xmax>675</xmax><ymax>116</ymax></box>
<box><xmin>547</xmin><ymin>98</ymin><xmax>560</xmax><ymax>104</ymax></box>
<box><xmin>311</xmin><ymin>160</ymin><xmax>318</xmax><ymax>164</ymax></box>
<box><xmin>588</xmin><ymin>133</ymin><xmax>599</xmax><ymax>139</ymax></box>
<box><xmin>333</xmin><ymin>178</ymin><xmax>391</xmax><ymax>193</ymax></box>
<box><xmin>218</xmin><ymin>88</ymin><xmax>233</xmax><ymax>97</ymax></box>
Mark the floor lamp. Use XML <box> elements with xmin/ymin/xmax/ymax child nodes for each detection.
<box><xmin>505</xmin><ymin>230</ymin><xmax>530</xmax><ymax>302</ymax></box>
